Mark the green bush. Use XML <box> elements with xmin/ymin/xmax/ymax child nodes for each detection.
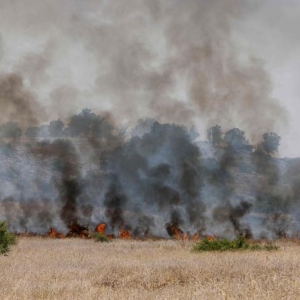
<box><xmin>0</xmin><ymin>221</ymin><xmax>16</xmax><ymax>255</ymax></box>
<box><xmin>93</xmin><ymin>232</ymin><xmax>110</xmax><ymax>243</ymax></box>
<box><xmin>193</xmin><ymin>236</ymin><xmax>278</xmax><ymax>252</ymax></box>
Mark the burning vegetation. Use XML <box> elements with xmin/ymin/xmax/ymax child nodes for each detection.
<box><xmin>0</xmin><ymin>109</ymin><xmax>299</xmax><ymax>240</ymax></box>
<box><xmin>48</xmin><ymin>228</ymin><xmax>64</xmax><ymax>239</ymax></box>
<box><xmin>119</xmin><ymin>229</ymin><xmax>131</xmax><ymax>239</ymax></box>
<box><xmin>0</xmin><ymin>0</ymin><xmax>296</xmax><ymax>242</ymax></box>
<box><xmin>95</xmin><ymin>223</ymin><xmax>106</xmax><ymax>235</ymax></box>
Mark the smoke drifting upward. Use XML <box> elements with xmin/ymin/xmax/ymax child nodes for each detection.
<box><xmin>0</xmin><ymin>1</ymin><xmax>297</xmax><ymax>239</ymax></box>
<box><xmin>79</xmin><ymin>0</ymin><xmax>287</xmax><ymax>137</ymax></box>
<box><xmin>0</xmin><ymin>73</ymin><xmax>45</xmax><ymax>127</ymax></box>
<box><xmin>0</xmin><ymin>0</ymin><xmax>287</xmax><ymax>139</ymax></box>
<box><xmin>0</xmin><ymin>109</ymin><xmax>299</xmax><ymax>238</ymax></box>
<box><xmin>30</xmin><ymin>140</ymin><xmax>82</xmax><ymax>226</ymax></box>
<box><xmin>104</xmin><ymin>176</ymin><xmax>127</xmax><ymax>230</ymax></box>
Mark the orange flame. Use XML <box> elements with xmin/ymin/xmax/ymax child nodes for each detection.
<box><xmin>49</xmin><ymin>228</ymin><xmax>56</xmax><ymax>237</ymax></box>
<box><xmin>192</xmin><ymin>234</ymin><xmax>199</xmax><ymax>241</ymax></box>
<box><xmin>207</xmin><ymin>235</ymin><xmax>216</xmax><ymax>241</ymax></box>
<box><xmin>48</xmin><ymin>228</ymin><xmax>64</xmax><ymax>238</ymax></box>
<box><xmin>67</xmin><ymin>222</ymin><xmax>90</xmax><ymax>238</ymax></box>
<box><xmin>95</xmin><ymin>223</ymin><xmax>106</xmax><ymax>235</ymax></box>
<box><xmin>182</xmin><ymin>233</ymin><xmax>189</xmax><ymax>241</ymax></box>
<box><xmin>106</xmin><ymin>234</ymin><xmax>115</xmax><ymax>239</ymax></box>
<box><xmin>169</xmin><ymin>225</ymin><xmax>184</xmax><ymax>240</ymax></box>
<box><xmin>119</xmin><ymin>229</ymin><xmax>131</xmax><ymax>239</ymax></box>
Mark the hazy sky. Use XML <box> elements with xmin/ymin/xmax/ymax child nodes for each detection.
<box><xmin>0</xmin><ymin>0</ymin><xmax>299</xmax><ymax>157</ymax></box>
<box><xmin>233</xmin><ymin>0</ymin><xmax>300</xmax><ymax>157</ymax></box>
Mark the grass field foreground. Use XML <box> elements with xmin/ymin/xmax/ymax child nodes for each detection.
<box><xmin>0</xmin><ymin>238</ymin><xmax>300</xmax><ymax>300</ymax></box>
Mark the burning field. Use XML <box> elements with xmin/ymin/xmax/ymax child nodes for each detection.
<box><xmin>1</xmin><ymin>116</ymin><xmax>300</xmax><ymax>241</ymax></box>
<box><xmin>0</xmin><ymin>1</ymin><xmax>299</xmax><ymax>241</ymax></box>
<box><xmin>0</xmin><ymin>0</ymin><xmax>300</xmax><ymax>298</ymax></box>
<box><xmin>1</xmin><ymin>237</ymin><xmax>300</xmax><ymax>300</ymax></box>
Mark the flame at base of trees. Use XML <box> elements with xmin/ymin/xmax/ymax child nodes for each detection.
<box><xmin>95</xmin><ymin>223</ymin><xmax>106</xmax><ymax>235</ymax></box>
<box><xmin>49</xmin><ymin>228</ymin><xmax>65</xmax><ymax>238</ymax></box>
<box><xmin>119</xmin><ymin>228</ymin><xmax>131</xmax><ymax>239</ymax></box>
<box><xmin>46</xmin><ymin>222</ymin><xmax>213</xmax><ymax>241</ymax></box>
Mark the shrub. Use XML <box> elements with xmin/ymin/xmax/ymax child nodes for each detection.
<box><xmin>193</xmin><ymin>236</ymin><xmax>278</xmax><ymax>252</ymax></box>
<box><xmin>0</xmin><ymin>221</ymin><xmax>16</xmax><ymax>255</ymax></box>
<box><xmin>93</xmin><ymin>232</ymin><xmax>110</xmax><ymax>243</ymax></box>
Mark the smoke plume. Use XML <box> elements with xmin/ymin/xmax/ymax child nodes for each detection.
<box><xmin>0</xmin><ymin>0</ymin><xmax>287</xmax><ymax>138</ymax></box>
<box><xmin>0</xmin><ymin>1</ymin><xmax>297</xmax><ymax>239</ymax></box>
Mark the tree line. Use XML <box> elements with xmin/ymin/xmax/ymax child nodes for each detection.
<box><xmin>0</xmin><ymin>109</ymin><xmax>117</xmax><ymax>140</ymax></box>
<box><xmin>207</xmin><ymin>125</ymin><xmax>281</xmax><ymax>156</ymax></box>
<box><xmin>0</xmin><ymin>109</ymin><xmax>281</xmax><ymax>156</ymax></box>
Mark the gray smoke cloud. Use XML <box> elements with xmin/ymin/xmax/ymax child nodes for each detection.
<box><xmin>0</xmin><ymin>73</ymin><xmax>45</xmax><ymax>127</ymax></box>
<box><xmin>0</xmin><ymin>1</ymin><xmax>298</xmax><ymax>239</ymax></box>
<box><xmin>0</xmin><ymin>0</ymin><xmax>288</xmax><ymax>140</ymax></box>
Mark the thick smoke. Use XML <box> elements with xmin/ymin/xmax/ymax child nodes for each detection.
<box><xmin>30</xmin><ymin>139</ymin><xmax>82</xmax><ymax>226</ymax></box>
<box><xmin>0</xmin><ymin>1</ymin><xmax>297</xmax><ymax>238</ymax></box>
<box><xmin>95</xmin><ymin>120</ymin><xmax>206</xmax><ymax>236</ymax></box>
<box><xmin>0</xmin><ymin>73</ymin><xmax>45</xmax><ymax>127</ymax></box>
<box><xmin>0</xmin><ymin>0</ymin><xmax>287</xmax><ymax>139</ymax></box>
<box><xmin>0</xmin><ymin>111</ymin><xmax>299</xmax><ymax>238</ymax></box>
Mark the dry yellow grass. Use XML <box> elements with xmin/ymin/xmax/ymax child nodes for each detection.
<box><xmin>0</xmin><ymin>238</ymin><xmax>300</xmax><ymax>300</ymax></box>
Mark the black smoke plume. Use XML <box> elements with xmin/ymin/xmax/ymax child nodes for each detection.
<box><xmin>30</xmin><ymin>139</ymin><xmax>82</xmax><ymax>227</ymax></box>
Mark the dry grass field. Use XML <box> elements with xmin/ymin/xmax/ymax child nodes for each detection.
<box><xmin>0</xmin><ymin>238</ymin><xmax>300</xmax><ymax>300</ymax></box>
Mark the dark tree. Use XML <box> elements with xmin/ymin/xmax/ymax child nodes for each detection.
<box><xmin>25</xmin><ymin>126</ymin><xmax>40</xmax><ymax>138</ymax></box>
<box><xmin>207</xmin><ymin>125</ymin><xmax>222</xmax><ymax>146</ymax></box>
<box><xmin>49</xmin><ymin>119</ymin><xmax>64</xmax><ymax>137</ymax></box>
<box><xmin>65</xmin><ymin>108</ymin><xmax>116</xmax><ymax>139</ymax></box>
<box><xmin>0</xmin><ymin>122</ymin><xmax>22</xmax><ymax>138</ymax></box>
<box><xmin>261</xmin><ymin>132</ymin><xmax>281</xmax><ymax>155</ymax></box>
<box><xmin>65</xmin><ymin>109</ymin><xmax>96</xmax><ymax>137</ymax></box>
<box><xmin>224</xmin><ymin>128</ymin><xmax>250</xmax><ymax>151</ymax></box>
<box><xmin>90</xmin><ymin>116</ymin><xmax>114</xmax><ymax>139</ymax></box>
<box><xmin>25</xmin><ymin>125</ymin><xmax>49</xmax><ymax>138</ymax></box>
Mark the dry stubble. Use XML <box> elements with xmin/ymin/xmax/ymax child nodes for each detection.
<box><xmin>0</xmin><ymin>238</ymin><xmax>300</xmax><ymax>300</ymax></box>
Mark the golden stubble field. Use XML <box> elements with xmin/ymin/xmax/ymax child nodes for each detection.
<box><xmin>0</xmin><ymin>238</ymin><xmax>300</xmax><ymax>300</ymax></box>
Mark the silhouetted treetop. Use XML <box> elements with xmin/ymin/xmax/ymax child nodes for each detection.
<box><xmin>207</xmin><ymin>125</ymin><xmax>222</xmax><ymax>147</ymax></box>
<box><xmin>261</xmin><ymin>132</ymin><xmax>281</xmax><ymax>155</ymax></box>
<box><xmin>0</xmin><ymin>122</ymin><xmax>22</xmax><ymax>138</ymax></box>
<box><xmin>224</xmin><ymin>128</ymin><xmax>251</xmax><ymax>151</ymax></box>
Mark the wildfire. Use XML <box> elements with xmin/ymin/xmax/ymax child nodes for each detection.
<box><xmin>167</xmin><ymin>223</ymin><xmax>206</xmax><ymax>241</ymax></box>
<box><xmin>47</xmin><ymin>221</ymin><xmax>207</xmax><ymax>241</ymax></box>
<box><xmin>48</xmin><ymin>228</ymin><xmax>64</xmax><ymax>238</ymax></box>
<box><xmin>95</xmin><ymin>223</ymin><xmax>106</xmax><ymax>235</ymax></box>
<box><xmin>182</xmin><ymin>233</ymin><xmax>189</xmax><ymax>241</ymax></box>
<box><xmin>192</xmin><ymin>234</ymin><xmax>199</xmax><ymax>241</ymax></box>
<box><xmin>67</xmin><ymin>222</ymin><xmax>90</xmax><ymax>238</ymax></box>
<box><xmin>206</xmin><ymin>235</ymin><xmax>216</xmax><ymax>241</ymax></box>
<box><xmin>119</xmin><ymin>228</ymin><xmax>131</xmax><ymax>239</ymax></box>
<box><xmin>168</xmin><ymin>224</ymin><xmax>184</xmax><ymax>240</ymax></box>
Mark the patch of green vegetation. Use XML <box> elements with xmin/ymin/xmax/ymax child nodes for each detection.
<box><xmin>93</xmin><ymin>232</ymin><xmax>110</xmax><ymax>243</ymax></box>
<box><xmin>0</xmin><ymin>221</ymin><xmax>16</xmax><ymax>255</ymax></box>
<box><xmin>193</xmin><ymin>236</ymin><xmax>279</xmax><ymax>252</ymax></box>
